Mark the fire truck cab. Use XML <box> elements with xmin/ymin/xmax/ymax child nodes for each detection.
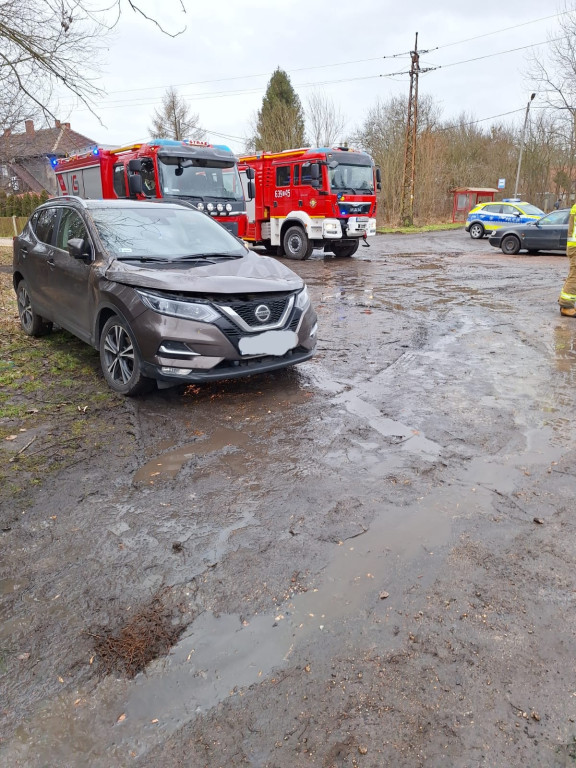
<box><xmin>54</xmin><ymin>139</ymin><xmax>249</xmax><ymax>237</ymax></box>
<box><xmin>240</xmin><ymin>146</ymin><xmax>380</xmax><ymax>259</ymax></box>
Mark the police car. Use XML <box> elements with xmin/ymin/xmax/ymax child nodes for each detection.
<box><xmin>465</xmin><ymin>199</ymin><xmax>545</xmax><ymax>239</ymax></box>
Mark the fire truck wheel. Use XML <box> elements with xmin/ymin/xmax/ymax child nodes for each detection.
<box><xmin>331</xmin><ymin>241</ymin><xmax>360</xmax><ymax>258</ymax></box>
<box><xmin>283</xmin><ymin>226</ymin><xmax>313</xmax><ymax>260</ymax></box>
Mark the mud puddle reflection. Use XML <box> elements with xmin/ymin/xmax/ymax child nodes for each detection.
<box><xmin>133</xmin><ymin>427</ymin><xmax>251</xmax><ymax>485</ymax></box>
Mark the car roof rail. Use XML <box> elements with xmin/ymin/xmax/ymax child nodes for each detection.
<box><xmin>45</xmin><ymin>195</ymin><xmax>89</xmax><ymax>207</ymax></box>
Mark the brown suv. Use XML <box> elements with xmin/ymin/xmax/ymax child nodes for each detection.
<box><xmin>13</xmin><ymin>198</ymin><xmax>317</xmax><ymax>395</ymax></box>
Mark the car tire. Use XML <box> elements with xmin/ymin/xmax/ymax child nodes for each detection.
<box><xmin>16</xmin><ymin>280</ymin><xmax>53</xmax><ymax>337</ymax></box>
<box><xmin>469</xmin><ymin>222</ymin><xmax>485</xmax><ymax>239</ymax></box>
<box><xmin>331</xmin><ymin>241</ymin><xmax>360</xmax><ymax>258</ymax></box>
<box><xmin>283</xmin><ymin>226</ymin><xmax>313</xmax><ymax>260</ymax></box>
<box><xmin>500</xmin><ymin>235</ymin><xmax>521</xmax><ymax>255</ymax></box>
<box><xmin>99</xmin><ymin>315</ymin><xmax>154</xmax><ymax>396</ymax></box>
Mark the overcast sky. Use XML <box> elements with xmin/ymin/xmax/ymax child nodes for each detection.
<box><xmin>56</xmin><ymin>0</ymin><xmax>566</xmax><ymax>154</ymax></box>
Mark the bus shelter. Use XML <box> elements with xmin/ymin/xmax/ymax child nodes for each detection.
<box><xmin>452</xmin><ymin>187</ymin><xmax>498</xmax><ymax>222</ymax></box>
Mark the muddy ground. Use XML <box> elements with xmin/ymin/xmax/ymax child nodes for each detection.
<box><xmin>2</xmin><ymin>231</ymin><xmax>576</xmax><ymax>767</ymax></box>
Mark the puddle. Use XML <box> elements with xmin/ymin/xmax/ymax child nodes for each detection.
<box><xmin>133</xmin><ymin>427</ymin><xmax>251</xmax><ymax>485</ymax></box>
<box><xmin>335</xmin><ymin>391</ymin><xmax>441</xmax><ymax>460</ymax></box>
<box><xmin>0</xmin><ymin>578</ymin><xmax>25</xmax><ymax>596</ymax></box>
<box><xmin>2</xmin><ymin>392</ymin><xmax>568</xmax><ymax>766</ymax></box>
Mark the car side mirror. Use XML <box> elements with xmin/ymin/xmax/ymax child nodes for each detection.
<box><xmin>128</xmin><ymin>158</ymin><xmax>142</xmax><ymax>173</ymax></box>
<box><xmin>128</xmin><ymin>174</ymin><xmax>143</xmax><ymax>196</ymax></box>
<box><xmin>68</xmin><ymin>237</ymin><xmax>91</xmax><ymax>261</ymax></box>
<box><xmin>247</xmin><ymin>180</ymin><xmax>255</xmax><ymax>200</ymax></box>
<box><xmin>245</xmin><ymin>167</ymin><xmax>255</xmax><ymax>181</ymax></box>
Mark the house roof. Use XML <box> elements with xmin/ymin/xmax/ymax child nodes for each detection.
<box><xmin>0</xmin><ymin>121</ymin><xmax>96</xmax><ymax>161</ymax></box>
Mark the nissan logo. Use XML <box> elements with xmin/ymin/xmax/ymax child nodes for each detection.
<box><xmin>255</xmin><ymin>304</ymin><xmax>271</xmax><ymax>323</ymax></box>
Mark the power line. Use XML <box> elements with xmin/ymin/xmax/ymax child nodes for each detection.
<box><xmin>61</xmin><ymin>30</ymin><xmax>563</xmax><ymax>115</ymax></box>
<box><xmin>425</xmin><ymin>36</ymin><xmax>568</xmax><ymax>73</ymax></box>
<box><xmin>62</xmin><ymin>9</ymin><xmax>569</xmax><ymax>101</ymax></box>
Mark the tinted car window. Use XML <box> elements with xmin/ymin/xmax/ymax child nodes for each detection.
<box><xmin>276</xmin><ymin>166</ymin><xmax>290</xmax><ymax>187</ymax></box>
<box><xmin>140</xmin><ymin>158</ymin><xmax>156</xmax><ymax>197</ymax></box>
<box><xmin>34</xmin><ymin>208</ymin><xmax>59</xmax><ymax>244</ymax></box>
<box><xmin>501</xmin><ymin>205</ymin><xmax>517</xmax><ymax>214</ymax></box>
<box><xmin>113</xmin><ymin>164</ymin><xmax>127</xmax><ymax>198</ymax></box>
<box><xmin>483</xmin><ymin>204</ymin><xmax>502</xmax><ymax>214</ymax></box>
<box><xmin>56</xmin><ymin>209</ymin><xmax>89</xmax><ymax>250</ymax></box>
<box><xmin>539</xmin><ymin>210</ymin><xmax>569</xmax><ymax>226</ymax></box>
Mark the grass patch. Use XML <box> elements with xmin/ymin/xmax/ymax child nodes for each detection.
<box><xmin>377</xmin><ymin>222</ymin><xmax>464</xmax><ymax>234</ymax></box>
<box><xmin>0</xmin><ymin>264</ymin><xmax>124</xmax><ymax>509</ymax></box>
<box><xmin>0</xmin><ymin>244</ymin><xmax>12</xmax><ymax>266</ymax></box>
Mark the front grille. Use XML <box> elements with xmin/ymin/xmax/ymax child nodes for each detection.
<box><xmin>214</xmin><ymin>308</ymin><xmax>301</xmax><ymax>348</ymax></box>
<box><xmin>232</xmin><ymin>297</ymin><xmax>287</xmax><ymax>326</ymax></box>
<box><xmin>338</xmin><ymin>202</ymin><xmax>371</xmax><ymax>215</ymax></box>
<box><xmin>220</xmin><ymin>221</ymin><xmax>238</xmax><ymax>236</ymax></box>
<box><xmin>215</xmin><ymin>295</ymin><xmax>292</xmax><ymax>330</ymax></box>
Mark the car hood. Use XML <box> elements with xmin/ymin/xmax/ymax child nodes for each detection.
<box><xmin>103</xmin><ymin>251</ymin><xmax>303</xmax><ymax>293</ymax></box>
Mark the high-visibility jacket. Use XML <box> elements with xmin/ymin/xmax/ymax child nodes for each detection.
<box><xmin>569</xmin><ymin>203</ymin><xmax>576</xmax><ymax>248</ymax></box>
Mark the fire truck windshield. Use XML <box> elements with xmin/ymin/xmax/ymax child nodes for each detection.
<box><xmin>158</xmin><ymin>157</ymin><xmax>244</xmax><ymax>202</ymax></box>
<box><xmin>329</xmin><ymin>164</ymin><xmax>374</xmax><ymax>195</ymax></box>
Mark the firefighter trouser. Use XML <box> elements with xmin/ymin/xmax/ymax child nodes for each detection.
<box><xmin>559</xmin><ymin>245</ymin><xmax>576</xmax><ymax>308</ymax></box>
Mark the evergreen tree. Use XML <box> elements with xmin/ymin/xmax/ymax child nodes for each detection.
<box><xmin>22</xmin><ymin>192</ymin><xmax>32</xmax><ymax>215</ymax></box>
<box><xmin>12</xmin><ymin>195</ymin><xmax>23</xmax><ymax>216</ymax></box>
<box><xmin>253</xmin><ymin>68</ymin><xmax>306</xmax><ymax>152</ymax></box>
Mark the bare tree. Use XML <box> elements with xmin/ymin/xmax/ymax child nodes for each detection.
<box><xmin>529</xmin><ymin>4</ymin><xmax>576</xmax><ymax>198</ymax></box>
<box><xmin>0</xmin><ymin>0</ymin><xmax>187</xmax><ymax>122</ymax></box>
<box><xmin>0</xmin><ymin>82</ymin><xmax>41</xmax><ymax>131</ymax></box>
<box><xmin>149</xmin><ymin>87</ymin><xmax>205</xmax><ymax>141</ymax></box>
<box><xmin>306</xmin><ymin>91</ymin><xmax>346</xmax><ymax>147</ymax></box>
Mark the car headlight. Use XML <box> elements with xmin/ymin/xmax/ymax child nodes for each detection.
<box><xmin>137</xmin><ymin>289</ymin><xmax>220</xmax><ymax>322</ymax></box>
<box><xmin>295</xmin><ymin>285</ymin><xmax>310</xmax><ymax>310</ymax></box>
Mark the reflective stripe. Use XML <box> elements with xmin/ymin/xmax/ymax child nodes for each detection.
<box><xmin>569</xmin><ymin>204</ymin><xmax>576</xmax><ymax>245</ymax></box>
<box><xmin>560</xmin><ymin>291</ymin><xmax>576</xmax><ymax>301</ymax></box>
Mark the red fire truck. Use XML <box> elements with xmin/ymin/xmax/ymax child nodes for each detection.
<box><xmin>239</xmin><ymin>146</ymin><xmax>380</xmax><ymax>259</ymax></box>
<box><xmin>53</xmin><ymin>139</ymin><xmax>250</xmax><ymax>237</ymax></box>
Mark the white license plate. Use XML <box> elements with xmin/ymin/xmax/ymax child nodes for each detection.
<box><xmin>238</xmin><ymin>330</ymin><xmax>298</xmax><ymax>357</ymax></box>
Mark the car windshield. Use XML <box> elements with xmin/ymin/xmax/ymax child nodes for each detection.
<box><xmin>89</xmin><ymin>206</ymin><xmax>247</xmax><ymax>260</ymax></box>
<box><xmin>158</xmin><ymin>157</ymin><xmax>244</xmax><ymax>201</ymax></box>
<box><xmin>521</xmin><ymin>204</ymin><xmax>545</xmax><ymax>216</ymax></box>
<box><xmin>329</xmin><ymin>164</ymin><xmax>374</xmax><ymax>193</ymax></box>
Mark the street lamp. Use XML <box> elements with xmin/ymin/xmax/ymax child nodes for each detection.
<box><xmin>513</xmin><ymin>93</ymin><xmax>536</xmax><ymax>200</ymax></box>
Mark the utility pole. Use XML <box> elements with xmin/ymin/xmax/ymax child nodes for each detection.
<box><xmin>400</xmin><ymin>33</ymin><xmax>420</xmax><ymax>227</ymax></box>
<box><xmin>513</xmin><ymin>92</ymin><xmax>536</xmax><ymax>200</ymax></box>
